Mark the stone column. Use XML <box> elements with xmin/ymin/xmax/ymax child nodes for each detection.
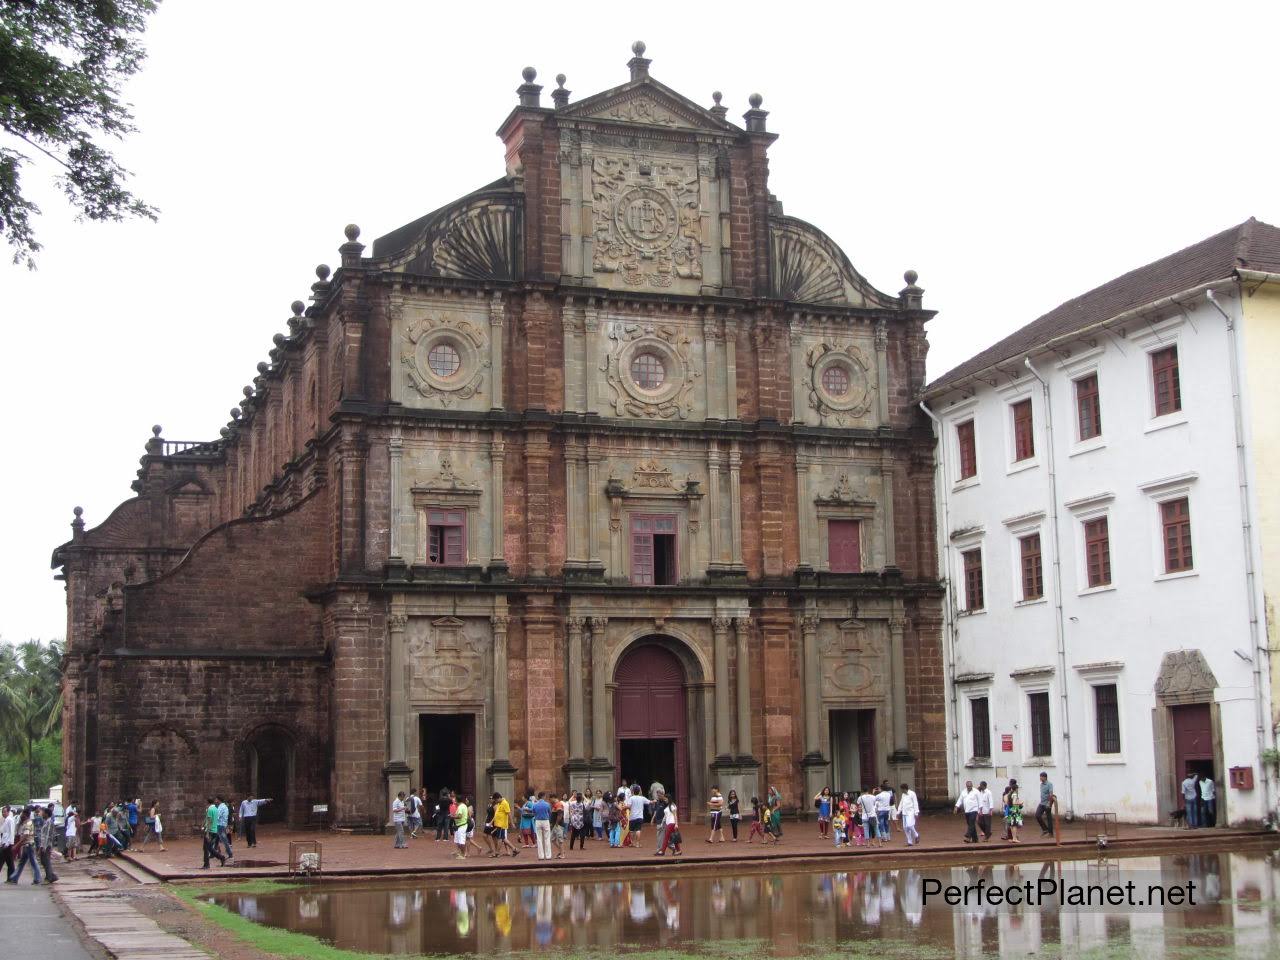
<box><xmin>874</xmin><ymin>318</ymin><xmax>889</xmax><ymax>425</ymax></box>
<box><xmin>728</xmin><ymin>443</ymin><xmax>744</xmax><ymax>568</ymax></box>
<box><xmin>488</xmin><ymin>614</ymin><xmax>516</xmax><ymax>798</ymax></box>
<box><xmin>384</xmin><ymin>610</ymin><xmax>411</xmax><ymax>812</ymax></box>
<box><xmin>590</xmin><ymin>617</ymin><xmax>610</xmax><ymax>762</ymax></box>
<box><xmin>703</xmin><ymin>311</ymin><xmax>721</xmax><ymax>419</ymax></box>
<box><xmin>888</xmin><ymin>616</ymin><xmax>914</xmax><ymax>769</ymax></box>
<box><xmin>790</xmin><ymin>318</ymin><xmax>807</xmax><ymax>424</ymax></box>
<box><xmin>707</xmin><ymin>446</ymin><xmax>724</xmax><ymax>566</ymax></box>
<box><xmin>567</xmin><ymin>617</ymin><xmax>586</xmax><ymax>759</ymax></box>
<box><xmin>712</xmin><ymin>618</ymin><xmax>733</xmax><ymax>760</ymax></box>
<box><xmin>490</xmin><ymin>438</ymin><xmax>507</xmax><ymax>569</ymax></box>
<box><xmin>794</xmin><ymin>452</ymin><xmax>811</xmax><ymax>572</ymax></box>
<box><xmin>489</xmin><ymin>294</ymin><xmax>505</xmax><ymax>410</ymax></box>
<box><xmin>388</xmin><ymin>430</ymin><xmax>404</xmax><ymax>573</ymax></box>
<box><xmin>586</xmin><ymin>445</ymin><xmax>603</xmax><ymax>572</ymax></box>
<box><xmin>565</xmin><ymin>441</ymin><xmax>583</xmax><ymax>566</ymax></box>
<box><xmin>880</xmin><ymin>456</ymin><xmax>897</xmax><ymax>570</ymax></box>
<box><xmin>801</xmin><ymin>615</ymin><xmax>821</xmax><ymax>755</ymax></box>
<box><xmin>734</xmin><ymin>617</ymin><xmax>753</xmax><ymax>758</ymax></box>
<box><xmin>580</xmin><ymin>135</ymin><xmax>595</xmax><ymax>284</ymax></box>
<box><xmin>724</xmin><ymin>315</ymin><xmax>739</xmax><ymax>420</ymax></box>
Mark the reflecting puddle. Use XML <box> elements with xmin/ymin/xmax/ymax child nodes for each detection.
<box><xmin>207</xmin><ymin>850</ymin><xmax>1280</xmax><ymax>958</ymax></box>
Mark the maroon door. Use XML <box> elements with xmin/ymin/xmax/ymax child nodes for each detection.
<box><xmin>857</xmin><ymin>710</ymin><xmax>877</xmax><ymax>787</ymax></box>
<box><xmin>1172</xmin><ymin>703</ymin><xmax>1213</xmax><ymax>801</ymax></box>
<box><xmin>614</xmin><ymin>644</ymin><xmax>689</xmax><ymax>814</ymax></box>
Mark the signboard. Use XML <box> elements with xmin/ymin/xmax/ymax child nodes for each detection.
<box><xmin>312</xmin><ymin>804</ymin><xmax>329</xmax><ymax>814</ymax></box>
<box><xmin>1001</xmin><ymin>734</ymin><xmax>1014</xmax><ymax>752</ymax></box>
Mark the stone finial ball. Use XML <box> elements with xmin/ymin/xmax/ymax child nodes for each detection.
<box><xmin>712</xmin><ymin>91</ymin><xmax>722</xmax><ymax>105</ymax></box>
<box><xmin>151</xmin><ymin>424</ymin><xmax>162</xmax><ymax>437</ymax></box>
<box><xmin>555</xmin><ymin>73</ymin><xmax>566</xmax><ymax>87</ymax></box>
<box><xmin>230</xmin><ymin>408</ymin><xmax>241</xmax><ymax>419</ymax></box>
<box><xmin>291</xmin><ymin>300</ymin><xmax>305</xmax><ymax>316</ymax></box>
<box><xmin>904</xmin><ymin>269</ymin><xmax>919</xmax><ymax>285</ymax></box>
<box><xmin>220</xmin><ymin>427</ymin><xmax>230</xmax><ymax>438</ymax></box>
<box><xmin>73</xmin><ymin>506</ymin><xmax>83</xmax><ymax>518</ymax></box>
<box><xmin>256</xmin><ymin>362</ymin><xmax>269</xmax><ymax>375</ymax></box>
<box><xmin>273</xmin><ymin>333</ymin><xmax>285</xmax><ymax>347</ymax></box>
<box><xmin>243</xmin><ymin>385</ymin><xmax>254</xmax><ymax>398</ymax></box>
<box><xmin>748</xmin><ymin>93</ymin><xmax>763</xmax><ymax>109</ymax></box>
<box><xmin>315</xmin><ymin>264</ymin><xmax>331</xmax><ymax>281</ymax></box>
<box><xmin>522</xmin><ymin>66</ymin><xmax>537</xmax><ymax>83</ymax></box>
<box><xmin>344</xmin><ymin>223</ymin><xmax>360</xmax><ymax>242</ymax></box>
<box><xmin>632</xmin><ymin>40</ymin><xmax>646</xmax><ymax>56</ymax></box>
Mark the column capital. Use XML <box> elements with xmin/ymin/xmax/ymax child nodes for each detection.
<box><xmin>711</xmin><ymin>616</ymin><xmax>733</xmax><ymax>635</ymax></box>
<box><xmin>388</xmin><ymin>613</ymin><xmax>408</xmax><ymax>631</ymax></box>
<box><xmin>733</xmin><ymin>616</ymin><xmax>753</xmax><ymax>633</ymax></box>
<box><xmin>490</xmin><ymin>614</ymin><xmax>511</xmax><ymax>632</ymax></box>
<box><xmin>567</xmin><ymin>616</ymin><xmax>586</xmax><ymax>638</ymax></box>
<box><xmin>589</xmin><ymin>616</ymin><xmax>608</xmax><ymax>633</ymax></box>
<box><xmin>801</xmin><ymin>614</ymin><xmax>820</xmax><ymax>635</ymax></box>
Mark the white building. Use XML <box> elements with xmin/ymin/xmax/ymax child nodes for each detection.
<box><xmin>922</xmin><ymin>219</ymin><xmax>1280</xmax><ymax>826</ymax></box>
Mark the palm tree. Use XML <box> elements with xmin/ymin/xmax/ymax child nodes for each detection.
<box><xmin>0</xmin><ymin>639</ymin><xmax>63</xmax><ymax>799</ymax></box>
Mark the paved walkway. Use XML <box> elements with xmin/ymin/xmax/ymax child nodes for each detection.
<box><xmin>52</xmin><ymin>870</ymin><xmax>207</xmax><ymax>960</ymax></box>
<box><xmin>0</xmin><ymin>879</ymin><xmax>102</xmax><ymax>960</ymax></box>
<box><xmin>116</xmin><ymin>813</ymin><xmax>1266</xmax><ymax>881</ymax></box>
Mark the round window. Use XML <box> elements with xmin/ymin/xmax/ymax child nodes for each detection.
<box><xmin>821</xmin><ymin>364</ymin><xmax>850</xmax><ymax>397</ymax></box>
<box><xmin>427</xmin><ymin>342</ymin><xmax>461</xmax><ymax>379</ymax></box>
<box><xmin>630</xmin><ymin>352</ymin><xmax>666</xmax><ymax>390</ymax></box>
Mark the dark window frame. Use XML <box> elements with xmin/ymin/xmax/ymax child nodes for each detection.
<box><xmin>1161</xmin><ymin>497</ymin><xmax>1194</xmax><ymax>573</ymax></box>
<box><xmin>956</xmin><ymin>420</ymin><xmax>977</xmax><ymax>480</ymax></box>
<box><xmin>1012</xmin><ymin>398</ymin><xmax>1035</xmax><ymax>462</ymax></box>
<box><xmin>426</xmin><ymin>508</ymin><xmax>466</xmax><ymax>566</ymax></box>
<box><xmin>1084</xmin><ymin>516</ymin><xmax>1112</xmax><ymax>588</ymax></box>
<box><xmin>1151</xmin><ymin>345</ymin><xmax>1182</xmax><ymax>417</ymax></box>
<box><xmin>1094</xmin><ymin>683</ymin><xmax>1121</xmax><ymax>754</ymax></box>
<box><xmin>826</xmin><ymin>518</ymin><xmax>862</xmax><ymax>573</ymax></box>
<box><xmin>962</xmin><ymin>548</ymin><xmax>985</xmax><ymax>611</ymax></box>
<box><xmin>1019</xmin><ymin>532</ymin><xmax>1044</xmax><ymax>601</ymax></box>
<box><xmin>1028</xmin><ymin>691</ymin><xmax>1052</xmax><ymax>758</ymax></box>
<box><xmin>970</xmin><ymin>696</ymin><xmax>991</xmax><ymax>760</ymax></box>
<box><xmin>1075</xmin><ymin>373</ymin><xmax>1102</xmax><ymax>440</ymax></box>
<box><xmin>630</xmin><ymin>513</ymin><xmax>679</xmax><ymax>586</ymax></box>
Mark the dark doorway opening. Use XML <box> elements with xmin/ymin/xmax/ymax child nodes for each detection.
<box><xmin>620</xmin><ymin>738</ymin><xmax>676</xmax><ymax>797</ymax></box>
<box><xmin>829</xmin><ymin>709</ymin><xmax>876</xmax><ymax>794</ymax></box>
<box><xmin>419</xmin><ymin>713</ymin><xmax>475</xmax><ymax>800</ymax></box>
<box><xmin>652</xmin><ymin>534</ymin><xmax>677</xmax><ymax>585</ymax></box>
<box><xmin>254</xmin><ymin>736</ymin><xmax>290</xmax><ymax>823</ymax></box>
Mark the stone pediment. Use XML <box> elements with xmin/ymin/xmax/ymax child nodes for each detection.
<box><xmin>561</xmin><ymin>79</ymin><xmax>738</xmax><ymax>134</ymax></box>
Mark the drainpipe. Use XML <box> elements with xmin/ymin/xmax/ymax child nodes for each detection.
<box><xmin>1023</xmin><ymin>357</ymin><xmax>1076</xmax><ymax>819</ymax></box>
<box><xmin>920</xmin><ymin>400</ymin><xmax>963</xmax><ymax>798</ymax></box>
<box><xmin>1205</xmin><ymin>287</ymin><xmax>1276</xmax><ymax>828</ymax></box>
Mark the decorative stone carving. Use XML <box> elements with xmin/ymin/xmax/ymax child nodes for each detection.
<box><xmin>769</xmin><ymin>217</ymin><xmax>897</xmax><ymax>308</ymax></box>
<box><xmin>821</xmin><ymin>618</ymin><xmax>887</xmax><ymax>698</ymax></box>
<box><xmin>591</xmin><ymin>153</ymin><xmax>702</xmax><ymax>287</ymax></box>
<box><xmin>415</xmin><ymin>454</ymin><xmax>480</xmax><ymax>494</ymax></box>
<box><xmin>596</xmin><ymin>96</ymin><xmax>679</xmax><ymax>126</ymax></box>
<box><xmin>400</xmin><ymin>316</ymin><xmax>489</xmax><ymax>405</ymax></box>
<box><xmin>602</xmin><ymin>319</ymin><xmax>701</xmax><ymax>419</ymax></box>
<box><xmin>406</xmin><ymin>616</ymin><xmax>485</xmax><ymax>699</ymax></box>
<box><xmin>806</xmin><ymin>341</ymin><xmax>873</xmax><ymax>425</ymax></box>
<box><xmin>1154</xmin><ymin>649</ymin><xmax>1219</xmax><ymax>704</ymax></box>
<box><xmin>382</xmin><ymin>193</ymin><xmax>519</xmax><ymax>280</ymax></box>
<box><xmin>815</xmin><ymin>473</ymin><xmax>876</xmax><ymax>508</ymax></box>
<box><xmin>632</xmin><ymin>458</ymin><xmax>676</xmax><ymax>489</ymax></box>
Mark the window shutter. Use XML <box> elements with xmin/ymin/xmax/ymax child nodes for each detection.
<box><xmin>1094</xmin><ymin>684</ymin><xmax>1120</xmax><ymax>754</ymax></box>
<box><xmin>631</xmin><ymin>516</ymin><xmax>654</xmax><ymax>585</ymax></box>
<box><xmin>1161</xmin><ymin>498</ymin><xmax>1193</xmax><ymax>572</ymax></box>
<box><xmin>1012</xmin><ymin>399</ymin><xmax>1034</xmax><ymax>461</ymax></box>
<box><xmin>827</xmin><ymin>520</ymin><xmax>862</xmax><ymax>573</ymax></box>
<box><xmin>1084</xmin><ymin>517</ymin><xmax>1111</xmax><ymax>587</ymax></box>
<box><xmin>971</xmin><ymin>697</ymin><xmax>991</xmax><ymax>758</ymax></box>
<box><xmin>962</xmin><ymin>548</ymin><xmax>984</xmax><ymax>610</ymax></box>
<box><xmin>444</xmin><ymin>525</ymin><xmax>464</xmax><ymax>565</ymax></box>
<box><xmin>957</xmin><ymin>421</ymin><xmax>977</xmax><ymax>479</ymax></box>
<box><xmin>1151</xmin><ymin>346</ymin><xmax>1182</xmax><ymax>416</ymax></box>
<box><xmin>1020</xmin><ymin>533</ymin><xmax>1043</xmax><ymax>600</ymax></box>
<box><xmin>1029</xmin><ymin>692</ymin><xmax>1052</xmax><ymax>757</ymax></box>
<box><xmin>1075</xmin><ymin>374</ymin><xmax>1101</xmax><ymax>440</ymax></box>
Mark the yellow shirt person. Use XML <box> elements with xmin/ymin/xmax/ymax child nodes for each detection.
<box><xmin>493</xmin><ymin>797</ymin><xmax>511</xmax><ymax>830</ymax></box>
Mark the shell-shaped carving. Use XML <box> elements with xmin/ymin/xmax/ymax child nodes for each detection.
<box><xmin>768</xmin><ymin>217</ymin><xmax>898</xmax><ymax>308</ymax></box>
<box><xmin>432</xmin><ymin>202</ymin><xmax>517</xmax><ymax>281</ymax></box>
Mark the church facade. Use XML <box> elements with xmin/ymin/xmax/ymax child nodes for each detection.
<box><xmin>53</xmin><ymin>44</ymin><xmax>945</xmax><ymax>827</ymax></box>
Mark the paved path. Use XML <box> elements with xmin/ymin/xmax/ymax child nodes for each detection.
<box><xmin>1</xmin><ymin>879</ymin><xmax>101</xmax><ymax>960</ymax></box>
<box><xmin>56</xmin><ymin>878</ymin><xmax>206</xmax><ymax>960</ymax></box>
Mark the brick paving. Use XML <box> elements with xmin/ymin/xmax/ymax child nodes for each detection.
<box><xmin>113</xmin><ymin>814</ymin><xmax>1264</xmax><ymax>882</ymax></box>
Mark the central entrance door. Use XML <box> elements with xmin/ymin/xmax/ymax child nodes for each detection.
<box><xmin>1171</xmin><ymin>703</ymin><xmax>1214</xmax><ymax>821</ymax></box>
<box><xmin>614</xmin><ymin>643</ymin><xmax>689</xmax><ymax>813</ymax></box>
<box><xmin>419</xmin><ymin>713</ymin><xmax>475</xmax><ymax>800</ymax></box>
<box><xmin>829</xmin><ymin>709</ymin><xmax>876</xmax><ymax>794</ymax></box>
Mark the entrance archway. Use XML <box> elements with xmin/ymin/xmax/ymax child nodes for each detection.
<box><xmin>614</xmin><ymin>642</ymin><xmax>689</xmax><ymax>813</ymax></box>
<box><xmin>247</xmin><ymin>727</ymin><xmax>294</xmax><ymax>824</ymax></box>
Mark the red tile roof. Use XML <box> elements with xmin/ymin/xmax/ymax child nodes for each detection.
<box><xmin>926</xmin><ymin>218</ymin><xmax>1280</xmax><ymax>395</ymax></box>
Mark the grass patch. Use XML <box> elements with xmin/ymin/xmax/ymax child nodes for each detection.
<box><xmin>176</xmin><ymin>879</ymin><xmax>303</xmax><ymax>897</ymax></box>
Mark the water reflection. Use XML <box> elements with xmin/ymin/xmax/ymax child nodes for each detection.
<box><xmin>208</xmin><ymin>850</ymin><xmax>1280</xmax><ymax>958</ymax></box>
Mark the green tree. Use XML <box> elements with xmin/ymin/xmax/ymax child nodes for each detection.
<box><xmin>0</xmin><ymin>639</ymin><xmax>63</xmax><ymax>799</ymax></box>
<box><xmin>1</xmin><ymin>0</ymin><xmax>160</xmax><ymax>267</ymax></box>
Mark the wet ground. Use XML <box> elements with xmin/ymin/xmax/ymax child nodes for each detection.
<box><xmin>205</xmin><ymin>848</ymin><xmax>1280</xmax><ymax>958</ymax></box>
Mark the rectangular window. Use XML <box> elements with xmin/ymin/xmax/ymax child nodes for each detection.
<box><xmin>957</xmin><ymin>420</ymin><xmax>977</xmax><ymax>480</ymax></box>
<box><xmin>426</xmin><ymin>509</ymin><xmax>466</xmax><ymax>566</ymax></box>
<box><xmin>1075</xmin><ymin>373</ymin><xmax>1102</xmax><ymax>440</ymax></box>
<box><xmin>1161</xmin><ymin>497</ymin><xmax>1193</xmax><ymax>573</ymax></box>
<box><xmin>970</xmin><ymin>697</ymin><xmax>991</xmax><ymax>759</ymax></box>
<box><xmin>1151</xmin><ymin>345</ymin><xmax>1182</xmax><ymax>417</ymax></box>
<box><xmin>827</xmin><ymin>519</ymin><xmax>862</xmax><ymax>573</ymax></box>
<box><xmin>1012</xmin><ymin>399</ymin><xmax>1035</xmax><ymax>461</ymax></box>
<box><xmin>1029</xmin><ymin>691</ymin><xmax>1052</xmax><ymax>757</ymax></box>
<box><xmin>1019</xmin><ymin>533</ymin><xmax>1044</xmax><ymax>601</ymax></box>
<box><xmin>962</xmin><ymin>548</ymin><xmax>984</xmax><ymax>611</ymax></box>
<box><xmin>631</xmin><ymin>514</ymin><xmax>678</xmax><ymax>585</ymax></box>
<box><xmin>1094</xmin><ymin>683</ymin><xmax>1121</xmax><ymax>754</ymax></box>
<box><xmin>1084</xmin><ymin>516</ymin><xmax>1111</xmax><ymax>588</ymax></box>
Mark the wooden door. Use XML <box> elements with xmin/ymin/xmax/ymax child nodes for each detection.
<box><xmin>614</xmin><ymin>643</ymin><xmax>689</xmax><ymax>813</ymax></box>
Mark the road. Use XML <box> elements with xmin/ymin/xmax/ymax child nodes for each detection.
<box><xmin>2</xmin><ymin>880</ymin><xmax>101</xmax><ymax>959</ymax></box>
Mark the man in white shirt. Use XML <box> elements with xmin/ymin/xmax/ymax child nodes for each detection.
<box><xmin>391</xmin><ymin>792</ymin><xmax>408</xmax><ymax>849</ymax></box>
<box><xmin>626</xmin><ymin>787</ymin><xmax>650</xmax><ymax>847</ymax></box>
<box><xmin>976</xmin><ymin>781</ymin><xmax>995</xmax><ymax>841</ymax></box>
<box><xmin>1200</xmin><ymin>774</ymin><xmax>1217</xmax><ymax>827</ymax></box>
<box><xmin>238</xmin><ymin>797</ymin><xmax>272</xmax><ymax>848</ymax></box>
<box><xmin>1180</xmin><ymin>771</ymin><xmax>1200</xmax><ymax>828</ymax></box>
<box><xmin>954</xmin><ymin>780</ymin><xmax>980</xmax><ymax>842</ymax></box>
<box><xmin>859</xmin><ymin>788</ymin><xmax>882</xmax><ymax>845</ymax></box>
<box><xmin>0</xmin><ymin>806</ymin><xmax>14</xmax><ymax>881</ymax></box>
<box><xmin>874</xmin><ymin>785</ymin><xmax>893</xmax><ymax>840</ymax></box>
<box><xmin>896</xmin><ymin>784</ymin><xmax>921</xmax><ymax>846</ymax></box>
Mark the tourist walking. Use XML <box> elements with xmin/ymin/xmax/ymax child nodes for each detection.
<box><xmin>814</xmin><ymin>787</ymin><xmax>832</xmax><ymax>838</ymax></box>
<box><xmin>64</xmin><ymin>805</ymin><xmax>79</xmax><ymax>861</ymax></box>
<box><xmin>532</xmin><ymin>792</ymin><xmax>553</xmax><ymax>860</ymax></box>
<box><xmin>392</xmin><ymin>792</ymin><xmax>409</xmax><ymax>849</ymax></box>
<box><xmin>954</xmin><ymin>780</ymin><xmax>979</xmax><ymax>843</ymax></box>
<box><xmin>0</xmin><ymin>806</ymin><xmax>14</xmax><ymax>881</ymax></box>
<box><xmin>1035</xmin><ymin>773</ymin><xmax>1055</xmax><ymax>837</ymax></box>
<box><xmin>149</xmin><ymin>804</ymin><xmax>166</xmax><ymax>851</ymax></box>
<box><xmin>706</xmin><ymin>787</ymin><xmax>726</xmax><ymax>843</ymax></box>
<box><xmin>435</xmin><ymin>788</ymin><xmax>452</xmax><ymax>841</ymax></box>
<box><xmin>568</xmin><ymin>792</ymin><xmax>588</xmax><ymax>850</ymax></box>
<box><xmin>875</xmin><ymin>783</ymin><xmax>893</xmax><ymax>840</ymax></box>
<box><xmin>606</xmin><ymin>793</ymin><xmax>623</xmax><ymax>847</ymax></box>
<box><xmin>490</xmin><ymin>792</ymin><xmax>519</xmax><ymax>857</ymax></box>
<box><xmin>832</xmin><ymin>806</ymin><xmax>847</xmax><ymax>846</ymax></box>
<box><xmin>858</xmin><ymin>787</ymin><xmax>880</xmax><ymax>845</ymax></box>
<box><xmin>627</xmin><ymin>786</ymin><xmax>650</xmax><ymax>848</ymax></box>
<box><xmin>592</xmin><ymin>790</ymin><xmax>606</xmax><ymax>840</ymax></box>
<box><xmin>520</xmin><ymin>794</ymin><xmax>536</xmax><ymax>847</ymax></box>
<box><xmin>1005</xmin><ymin>780</ymin><xmax>1024</xmax><ymax>842</ymax></box>
<box><xmin>201</xmin><ymin>797</ymin><xmax>226</xmax><ymax>868</ymax></box>
<box><xmin>126</xmin><ymin>798</ymin><xmax>140</xmax><ymax>845</ymax></box>
<box><xmin>464</xmin><ymin>796</ymin><xmax>485</xmax><ymax>856</ymax></box>
<box><xmin>36</xmin><ymin>804</ymin><xmax>58</xmax><ymax>884</ymax></box>
<box><xmin>897</xmin><ymin>783</ymin><xmax>920</xmax><ymax>846</ymax></box>
<box><xmin>550</xmin><ymin>794</ymin><xmax>567</xmax><ymax>859</ymax></box>
<box><xmin>655</xmin><ymin>798</ymin><xmax>681</xmax><ymax>856</ymax></box>
<box><xmin>238</xmin><ymin>796</ymin><xmax>271</xmax><ymax>848</ymax></box>
<box><xmin>215</xmin><ymin>796</ymin><xmax>233</xmax><ymax>860</ymax></box>
<box><xmin>977</xmin><ymin>781</ymin><xmax>994</xmax><ymax>841</ymax></box>
<box><xmin>1181</xmin><ymin>770</ymin><xmax>1200</xmax><ymax>827</ymax></box>
<box><xmin>1200</xmin><ymin>774</ymin><xmax>1217</xmax><ymax>827</ymax></box>
<box><xmin>651</xmin><ymin>791</ymin><xmax>669</xmax><ymax>853</ymax></box>
<box><xmin>747</xmin><ymin>796</ymin><xmax>765</xmax><ymax>842</ymax></box>
<box><xmin>452</xmin><ymin>795</ymin><xmax>470</xmax><ymax>859</ymax></box>
<box><xmin>727</xmin><ymin>789</ymin><xmax>741</xmax><ymax>841</ymax></box>
<box><xmin>407</xmin><ymin>791</ymin><xmax>423</xmax><ymax>838</ymax></box>
<box><xmin>8</xmin><ymin>809</ymin><xmax>41</xmax><ymax>884</ymax></box>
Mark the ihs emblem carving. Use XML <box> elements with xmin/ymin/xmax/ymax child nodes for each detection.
<box><xmin>591</xmin><ymin>154</ymin><xmax>702</xmax><ymax>288</ymax></box>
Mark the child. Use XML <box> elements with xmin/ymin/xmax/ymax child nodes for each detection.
<box><xmin>768</xmin><ymin>801</ymin><xmax>783</xmax><ymax>843</ymax></box>
<box><xmin>831</xmin><ymin>809</ymin><xmax>847</xmax><ymax>846</ymax></box>
<box><xmin>850</xmin><ymin>803</ymin><xmax>864</xmax><ymax>846</ymax></box>
<box><xmin>747</xmin><ymin>797</ymin><xmax>765</xmax><ymax>842</ymax></box>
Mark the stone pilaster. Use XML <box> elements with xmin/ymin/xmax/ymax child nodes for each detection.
<box><xmin>564</xmin><ymin>440</ymin><xmax>585</xmax><ymax>568</ymax></box>
<box><xmin>488</xmin><ymin>613</ymin><xmax>516</xmax><ymax>798</ymax></box>
<box><xmin>712</xmin><ymin>617</ymin><xmax>733</xmax><ymax>760</ymax></box>
<box><xmin>794</xmin><ymin>452</ymin><xmax>812</xmax><ymax>573</ymax></box>
<box><xmin>728</xmin><ymin>442</ymin><xmax>745</xmax><ymax>569</ymax></box>
<box><xmin>888</xmin><ymin>615</ymin><xmax>915</xmax><ymax>777</ymax></box>
<box><xmin>734</xmin><ymin>617</ymin><xmax>754</xmax><ymax>759</ymax></box>
<box><xmin>800</xmin><ymin>613</ymin><xmax>829</xmax><ymax>805</ymax></box>
<box><xmin>707</xmin><ymin>445</ymin><xmax>724</xmax><ymax>568</ymax></box>
<box><xmin>490</xmin><ymin>437</ymin><xmax>507</xmax><ymax>571</ymax></box>
<box><xmin>724</xmin><ymin>314</ymin><xmax>739</xmax><ymax>419</ymax></box>
<box><xmin>566</xmin><ymin>617</ymin><xmax>586</xmax><ymax>759</ymax></box>
<box><xmin>489</xmin><ymin>294</ymin><xmax>505</xmax><ymax>410</ymax></box>
<box><xmin>589</xmin><ymin>617</ymin><xmax>610</xmax><ymax>763</ymax></box>
<box><xmin>387</xmin><ymin>429</ymin><xmax>406</xmax><ymax>578</ymax></box>
<box><xmin>383</xmin><ymin>609</ymin><xmax>411</xmax><ymax>816</ymax></box>
<box><xmin>585</xmin><ymin>444</ymin><xmax>604</xmax><ymax>573</ymax></box>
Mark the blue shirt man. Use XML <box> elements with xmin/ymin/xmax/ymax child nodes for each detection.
<box><xmin>127</xmin><ymin>801</ymin><xmax>139</xmax><ymax>828</ymax></box>
<box><xmin>532</xmin><ymin>798</ymin><xmax>552</xmax><ymax>821</ymax></box>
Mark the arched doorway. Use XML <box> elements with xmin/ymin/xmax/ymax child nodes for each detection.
<box><xmin>247</xmin><ymin>728</ymin><xmax>293</xmax><ymax>824</ymax></box>
<box><xmin>614</xmin><ymin>642</ymin><xmax>689</xmax><ymax>813</ymax></box>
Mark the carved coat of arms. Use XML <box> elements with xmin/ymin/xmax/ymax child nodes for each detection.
<box><xmin>591</xmin><ymin>154</ymin><xmax>702</xmax><ymax>288</ymax></box>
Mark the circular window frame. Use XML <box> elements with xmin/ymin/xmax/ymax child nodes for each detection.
<box><xmin>427</xmin><ymin>342</ymin><xmax>463</xmax><ymax>380</ymax></box>
<box><xmin>630</xmin><ymin>351</ymin><xmax>668</xmax><ymax>392</ymax></box>
<box><xmin>820</xmin><ymin>363</ymin><xmax>851</xmax><ymax>398</ymax></box>
<box><xmin>812</xmin><ymin>350</ymin><xmax>871</xmax><ymax>413</ymax></box>
<box><xmin>414</xmin><ymin>330</ymin><xmax>478</xmax><ymax>392</ymax></box>
<box><xmin>619</xmin><ymin>338</ymin><xmax>685</xmax><ymax>406</ymax></box>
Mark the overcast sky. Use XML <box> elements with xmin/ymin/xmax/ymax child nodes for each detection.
<box><xmin>3</xmin><ymin>1</ymin><xmax>1276</xmax><ymax>643</ymax></box>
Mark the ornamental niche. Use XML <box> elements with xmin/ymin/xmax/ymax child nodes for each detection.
<box><xmin>806</xmin><ymin>341</ymin><xmax>873</xmax><ymax>425</ymax></box>
<box><xmin>591</xmin><ymin>153</ymin><xmax>702</xmax><ymax>288</ymax></box>
<box><xmin>399</xmin><ymin>315</ymin><xmax>489</xmax><ymax>406</ymax></box>
<box><xmin>601</xmin><ymin>319</ymin><xmax>701</xmax><ymax>420</ymax></box>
